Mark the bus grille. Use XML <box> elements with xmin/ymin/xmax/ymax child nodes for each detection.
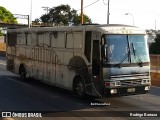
<box><xmin>120</xmin><ymin>79</ymin><xmax>142</xmax><ymax>86</ymax></box>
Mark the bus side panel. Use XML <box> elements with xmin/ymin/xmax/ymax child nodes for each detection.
<box><xmin>55</xmin><ymin>51</ymin><xmax>63</xmax><ymax>85</ymax></box>
<box><xmin>6</xmin><ymin>46</ymin><xmax>16</xmax><ymax>72</ymax></box>
<box><xmin>63</xmin><ymin>51</ymin><xmax>74</xmax><ymax>89</ymax></box>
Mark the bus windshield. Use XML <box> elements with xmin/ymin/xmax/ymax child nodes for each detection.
<box><xmin>103</xmin><ymin>34</ymin><xmax>149</xmax><ymax>64</ymax></box>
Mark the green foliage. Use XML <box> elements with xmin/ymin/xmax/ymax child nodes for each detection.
<box><xmin>39</xmin><ymin>4</ymin><xmax>92</xmax><ymax>26</ymax></box>
<box><xmin>149</xmin><ymin>34</ymin><xmax>160</xmax><ymax>54</ymax></box>
<box><xmin>72</xmin><ymin>14</ymin><xmax>92</xmax><ymax>25</ymax></box>
<box><xmin>0</xmin><ymin>6</ymin><xmax>17</xmax><ymax>23</ymax></box>
<box><xmin>0</xmin><ymin>31</ymin><xmax>3</xmax><ymax>36</ymax></box>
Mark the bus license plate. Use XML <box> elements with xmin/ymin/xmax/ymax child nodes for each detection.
<box><xmin>127</xmin><ymin>88</ymin><xmax>135</xmax><ymax>93</ymax></box>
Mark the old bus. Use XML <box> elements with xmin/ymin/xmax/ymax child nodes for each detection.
<box><xmin>6</xmin><ymin>24</ymin><xmax>150</xmax><ymax>97</ymax></box>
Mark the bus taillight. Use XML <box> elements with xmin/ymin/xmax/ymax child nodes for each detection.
<box><xmin>105</xmin><ymin>82</ymin><xmax>110</xmax><ymax>86</ymax></box>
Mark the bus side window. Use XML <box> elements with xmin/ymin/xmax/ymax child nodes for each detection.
<box><xmin>27</xmin><ymin>34</ymin><xmax>31</xmax><ymax>46</ymax></box>
<box><xmin>84</xmin><ymin>31</ymin><xmax>92</xmax><ymax>62</ymax></box>
<box><xmin>66</xmin><ymin>33</ymin><xmax>73</xmax><ymax>48</ymax></box>
<box><xmin>7</xmin><ymin>33</ymin><xmax>17</xmax><ymax>46</ymax></box>
<box><xmin>17</xmin><ymin>33</ymin><xmax>26</xmax><ymax>45</ymax></box>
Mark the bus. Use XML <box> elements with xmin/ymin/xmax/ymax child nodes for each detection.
<box><xmin>6</xmin><ymin>24</ymin><xmax>150</xmax><ymax>97</ymax></box>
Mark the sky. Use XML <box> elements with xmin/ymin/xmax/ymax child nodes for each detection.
<box><xmin>0</xmin><ymin>0</ymin><xmax>160</xmax><ymax>30</ymax></box>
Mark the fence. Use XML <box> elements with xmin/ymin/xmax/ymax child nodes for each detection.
<box><xmin>150</xmin><ymin>54</ymin><xmax>160</xmax><ymax>87</ymax></box>
<box><xmin>0</xmin><ymin>43</ymin><xmax>6</xmax><ymax>51</ymax></box>
<box><xmin>0</xmin><ymin>43</ymin><xmax>6</xmax><ymax>57</ymax></box>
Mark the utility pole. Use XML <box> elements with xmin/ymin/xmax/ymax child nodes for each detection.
<box><xmin>30</xmin><ymin>0</ymin><xmax>32</xmax><ymax>28</ymax></box>
<box><xmin>155</xmin><ymin>20</ymin><xmax>157</xmax><ymax>30</ymax></box>
<box><xmin>125</xmin><ymin>13</ymin><xmax>134</xmax><ymax>26</ymax></box>
<box><xmin>107</xmin><ymin>0</ymin><xmax>110</xmax><ymax>24</ymax></box>
<box><xmin>81</xmin><ymin>0</ymin><xmax>84</xmax><ymax>24</ymax></box>
<box><xmin>42</xmin><ymin>6</ymin><xmax>50</xmax><ymax>14</ymax></box>
<box><xmin>103</xmin><ymin>0</ymin><xmax>110</xmax><ymax>24</ymax></box>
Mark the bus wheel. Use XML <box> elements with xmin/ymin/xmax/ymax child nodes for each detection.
<box><xmin>19</xmin><ymin>65</ymin><xmax>26</xmax><ymax>79</ymax></box>
<box><xmin>74</xmin><ymin>79</ymin><xmax>85</xmax><ymax>97</ymax></box>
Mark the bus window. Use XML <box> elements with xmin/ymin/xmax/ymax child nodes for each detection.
<box><xmin>73</xmin><ymin>32</ymin><xmax>82</xmax><ymax>48</ymax></box>
<box><xmin>57</xmin><ymin>32</ymin><xmax>65</xmax><ymax>48</ymax></box>
<box><xmin>27</xmin><ymin>34</ymin><xmax>31</xmax><ymax>46</ymax></box>
<box><xmin>27</xmin><ymin>33</ymin><xmax>37</xmax><ymax>46</ymax></box>
<box><xmin>38</xmin><ymin>34</ymin><xmax>44</xmax><ymax>46</ymax></box>
<box><xmin>51</xmin><ymin>33</ymin><xmax>58</xmax><ymax>47</ymax></box>
<box><xmin>66</xmin><ymin>33</ymin><xmax>73</xmax><ymax>48</ymax></box>
<box><xmin>84</xmin><ymin>31</ymin><xmax>92</xmax><ymax>62</ymax></box>
<box><xmin>66</xmin><ymin>32</ymin><xmax>82</xmax><ymax>49</ymax></box>
<box><xmin>17</xmin><ymin>33</ymin><xmax>26</xmax><ymax>45</ymax></box>
<box><xmin>7</xmin><ymin>33</ymin><xmax>17</xmax><ymax>46</ymax></box>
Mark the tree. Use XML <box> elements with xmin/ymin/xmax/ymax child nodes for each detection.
<box><xmin>149</xmin><ymin>34</ymin><xmax>160</xmax><ymax>54</ymax></box>
<box><xmin>39</xmin><ymin>4</ymin><xmax>92</xmax><ymax>26</ymax></box>
<box><xmin>0</xmin><ymin>6</ymin><xmax>17</xmax><ymax>36</ymax></box>
<box><xmin>72</xmin><ymin>14</ymin><xmax>92</xmax><ymax>25</ymax></box>
<box><xmin>0</xmin><ymin>6</ymin><xmax>17</xmax><ymax>23</ymax></box>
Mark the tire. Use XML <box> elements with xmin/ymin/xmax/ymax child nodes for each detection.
<box><xmin>19</xmin><ymin>65</ymin><xmax>26</xmax><ymax>79</ymax></box>
<box><xmin>74</xmin><ymin>79</ymin><xmax>85</xmax><ymax>97</ymax></box>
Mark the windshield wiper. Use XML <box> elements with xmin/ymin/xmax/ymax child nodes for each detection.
<box><xmin>118</xmin><ymin>50</ymin><xmax>130</xmax><ymax>68</ymax></box>
<box><xmin>131</xmin><ymin>43</ymin><xmax>143</xmax><ymax>67</ymax></box>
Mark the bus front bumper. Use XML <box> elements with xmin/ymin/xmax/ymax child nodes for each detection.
<box><xmin>103</xmin><ymin>85</ymin><xmax>150</xmax><ymax>97</ymax></box>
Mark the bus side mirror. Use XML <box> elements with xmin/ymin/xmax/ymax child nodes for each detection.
<box><xmin>101</xmin><ymin>38</ymin><xmax>104</xmax><ymax>45</ymax></box>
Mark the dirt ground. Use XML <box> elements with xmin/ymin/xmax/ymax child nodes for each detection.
<box><xmin>151</xmin><ymin>72</ymin><xmax>160</xmax><ymax>87</ymax></box>
<box><xmin>150</xmin><ymin>55</ymin><xmax>160</xmax><ymax>87</ymax></box>
<box><xmin>0</xmin><ymin>43</ymin><xmax>6</xmax><ymax>51</ymax></box>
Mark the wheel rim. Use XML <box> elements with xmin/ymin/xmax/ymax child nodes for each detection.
<box><xmin>21</xmin><ymin>72</ymin><xmax>25</xmax><ymax>78</ymax></box>
<box><xmin>76</xmin><ymin>81</ymin><xmax>85</xmax><ymax>96</ymax></box>
<box><xmin>20</xmin><ymin>67</ymin><xmax>26</xmax><ymax>78</ymax></box>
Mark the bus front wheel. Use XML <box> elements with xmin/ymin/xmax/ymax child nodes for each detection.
<box><xmin>74</xmin><ymin>79</ymin><xmax>85</xmax><ymax>97</ymax></box>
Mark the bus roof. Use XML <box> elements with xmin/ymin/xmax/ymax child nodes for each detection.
<box><xmin>98</xmin><ymin>24</ymin><xmax>146</xmax><ymax>34</ymax></box>
<box><xmin>7</xmin><ymin>24</ymin><xmax>146</xmax><ymax>34</ymax></box>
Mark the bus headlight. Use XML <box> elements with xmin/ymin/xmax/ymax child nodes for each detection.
<box><xmin>141</xmin><ymin>79</ymin><xmax>150</xmax><ymax>84</ymax></box>
<box><xmin>145</xmin><ymin>86</ymin><xmax>150</xmax><ymax>90</ymax></box>
<box><xmin>111</xmin><ymin>89</ymin><xmax>117</xmax><ymax>94</ymax></box>
<box><xmin>115</xmin><ymin>81</ymin><xmax>121</xmax><ymax>86</ymax></box>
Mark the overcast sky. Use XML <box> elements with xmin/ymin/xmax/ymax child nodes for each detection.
<box><xmin>0</xmin><ymin>0</ymin><xmax>160</xmax><ymax>30</ymax></box>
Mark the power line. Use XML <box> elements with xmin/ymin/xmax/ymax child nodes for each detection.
<box><xmin>103</xmin><ymin>0</ymin><xmax>108</xmax><ymax>5</ymax></box>
<box><xmin>84</xmin><ymin>0</ymin><xmax>100</xmax><ymax>9</ymax></box>
<box><xmin>77</xmin><ymin>0</ymin><xmax>100</xmax><ymax>11</ymax></box>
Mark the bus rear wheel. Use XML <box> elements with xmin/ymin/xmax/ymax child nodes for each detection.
<box><xmin>19</xmin><ymin>65</ymin><xmax>26</xmax><ymax>79</ymax></box>
<box><xmin>74</xmin><ymin>79</ymin><xmax>85</xmax><ymax>97</ymax></box>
